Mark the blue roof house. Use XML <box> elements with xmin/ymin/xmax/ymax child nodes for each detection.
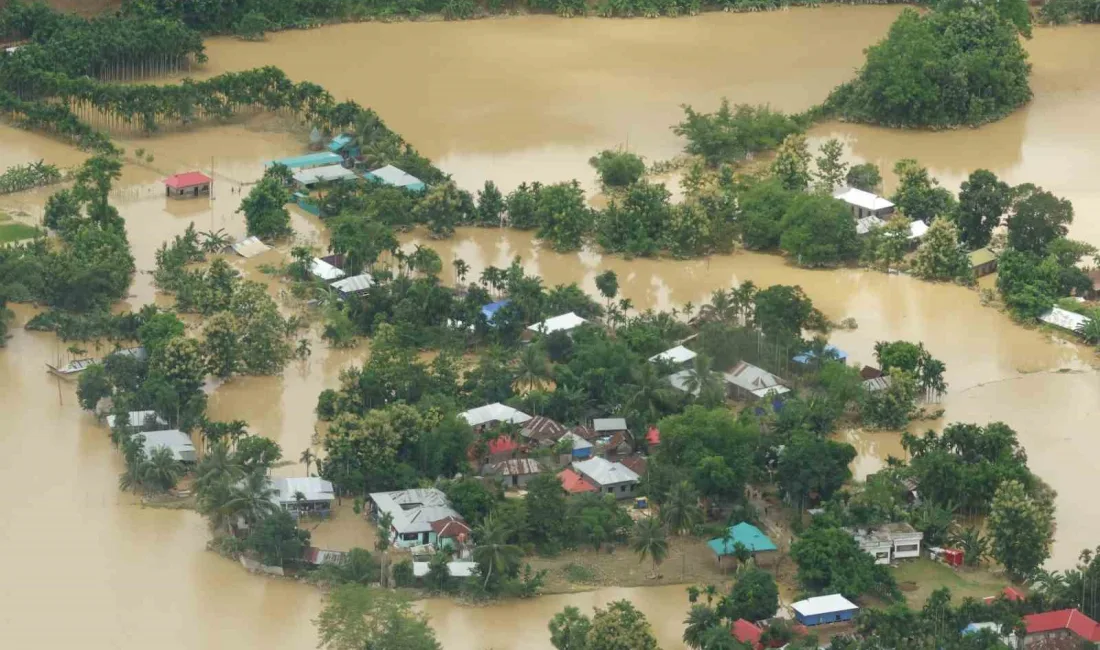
<box><xmin>791</xmin><ymin>595</ymin><xmax>859</xmax><ymax>626</ymax></box>
<box><xmin>707</xmin><ymin>522</ymin><xmax>778</xmax><ymax>560</ymax></box>
<box><xmin>364</xmin><ymin>165</ymin><xmax>426</xmax><ymax>192</ymax></box>
<box><xmin>481</xmin><ymin>299</ymin><xmax>511</xmax><ymax>325</ymax></box>
<box><xmin>792</xmin><ymin>344</ymin><xmax>848</xmax><ymax>365</ymax></box>
<box><xmin>327</xmin><ymin>134</ymin><xmax>360</xmax><ymax>159</ymax></box>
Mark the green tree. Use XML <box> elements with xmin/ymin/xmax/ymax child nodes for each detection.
<box><xmin>535</xmin><ymin>181</ymin><xmax>592</xmax><ymax>252</ymax></box>
<box><xmin>995</xmin><ymin>249</ymin><xmax>1061</xmax><ymax>320</ymax></box>
<box><xmin>235</xmin><ymin>10</ymin><xmax>269</xmax><ymax>40</ymax></box>
<box><xmin>140</xmin><ymin>445</ymin><xmax>184</xmax><ymax>493</ymax></box>
<box><xmin>239</xmin><ymin>176</ymin><xmax>292</xmax><ymax>241</ymax></box>
<box><xmin>771</xmin><ymin>133</ymin><xmax>812</xmax><ymax>191</ymax></box>
<box><xmin>911</xmin><ymin>218</ymin><xmax>973</xmax><ymax>283</ymax></box>
<box><xmin>246</xmin><ymin>509</ymin><xmax>309</xmax><ymax>567</ymax></box>
<box><xmin>631</xmin><ymin>516</ymin><xmax>669</xmax><ymax>578</ymax></box>
<box><xmin>595</xmin><ymin>270</ymin><xmax>619</xmax><ymax>310</ymax></box>
<box><xmin>860</xmin><ymin>368</ymin><xmax>919</xmax><ymax>429</ymax></box>
<box><xmin>682</xmin><ymin>353</ymin><xmax>726</xmax><ymax>409</ymax></box>
<box><xmin>476</xmin><ymin>180</ymin><xmax>505</xmax><ymax>227</ymax></box>
<box><xmin>891</xmin><ymin>159</ymin><xmax>957</xmax><ymax>224</ymax></box>
<box><xmin>226</xmin><ymin>469</ymin><xmax>278</xmax><ymax>529</ymax></box>
<box><xmin>77</xmin><ymin>363</ymin><xmax>111</xmax><ymax>411</ymax></box>
<box><xmin>202</xmin><ymin>311</ymin><xmax>241</xmax><ymax>378</ymax></box>
<box><xmin>779</xmin><ymin>193</ymin><xmax>860</xmax><ymax>267</ymax></box>
<box><xmin>315</xmin><ymin>585</ymin><xmax>441</xmax><ymax>650</ymax></box>
<box><xmin>754</xmin><ymin>284</ymin><xmax>826</xmax><ymax>343</ymax></box>
<box><xmin>1006</xmin><ymin>184</ymin><xmax>1074</xmax><ymax>256</ymax></box>
<box><xmin>777</xmin><ymin>435</ymin><xmax>856</xmax><ymax>508</ymax></box>
<box><xmin>956</xmin><ymin>169</ymin><xmax>1012</xmax><ymax>249</ymax></box>
<box><xmin>662</xmin><ymin>481</ymin><xmax>702</xmax><ymax>579</ymax></box>
<box><xmin>673</xmin><ymin>100</ymin><xmax>802</xmax><ymax>167</ymax></box>
<box><xmin>814</xmin><ymin>138</ymin><xmax>848</xmax><ymax>193</ymax></box>
<box><xmin>416</xmin><ymin>181</ymin><xmax>468</xmax><ymax>239</ymax></box>
<box><xmin>862</xmin><ymin>216</ymin><xmax>911</xmax><ymax>272</ymax></box>
<box><xmin>526</xmin><ymin>474</ymin><xmax>568</xmax><ymax>550</ymax></box>
<box><xmin>790</xmin><ymin>521</ymin><xmax>899</xmax><ymax>600</ymax></box>
<box><xmin>472</xmin><ymin>514</ymin><xmax>523</xmax><ymax>590</ymax></box>
<box><xmin>989</xmin><ymin>479</ymin><xmax>1055</xmax><ymax>579</ymax></box>
<box><xmin>587</xmin><ymin>600</ymin><xmax>659</xmax><ymax>650</ymax></box>
<box><xmin>589</xmin><ymin>149</ymin><xmax>646</xmax><ymax>188</ymax></box>
<box><xmin>845</xmin><ymin>163</ymin><xmax>882</xmax><ymax>193</ymax></box>
<box><xmin>738</xmin><ymin>178</ymin><xmax>796</xmax><ymax>251</ymax></box>
<box><xmin>549</xmin><ymin>606</ymin><xmax>592</xmax><ymax>650</ymax></box>
<box><xmin>138</xmin><ymin>311</ymin><xmax>185</xmax><ymax>357</ymax></box>
<box><xmin>723</xmin><ymin>566</ymin><xmax>780</xmax><ymax>621</ymax></box>
<box><xmin>683</xmin><ymin>603</ymin><xmax>722</xmax><ymax>649</ymax></box>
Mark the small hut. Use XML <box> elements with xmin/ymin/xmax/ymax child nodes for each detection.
<box><xmin>163</xmin><ymin>171</ymin><xmax>212</xmax><ymax>199</ymax></box>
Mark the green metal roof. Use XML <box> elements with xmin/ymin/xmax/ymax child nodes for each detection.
<box><xmin>707</xmin><ymin>522</ymin><xmax>778</xmax><ymax>556</ymax></box>
<box><xmin>968</xmin><ymin>247</ymin><xmax>998</xmax><ymax>267</ymax></box>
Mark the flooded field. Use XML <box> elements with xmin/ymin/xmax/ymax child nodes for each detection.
<box><xmin>2</xmin><ymin>8</ymin><xmax>1100</xmax><ymax>649</ymax></box>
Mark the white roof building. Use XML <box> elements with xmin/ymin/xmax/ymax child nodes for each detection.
<box><xmin>856</xmin><ymin>216</ymin><xmax>886</xmax><ymax>236</ymax></box>
<box><xmin>460</xmin><ymin>403</ymin><xmax>532</xmax><ymax>428</ymax></box>
<box><xmin>366</xmin><ymin>165</ymin><xmax>425</xmax><ymax>190</ymax></box>
<box><xmin>106</xmin><ymin>410</ymin><xmax>167</xmax><ymax>429</ymax></box>
<box><xmin>292</xmin><ymin>164</ymin><xmax>358</xmax><ymax>187</ymax></box>
<box><xmin>572</xmin><ymin>457</ymin><xmax>639</xmax><ymax>487</ymax></box>
<box><xmin>558</xmin><ymin>431</ymin><xmax>594</xmax><ymax>453</ymax></box>
<box><xmin>270</xmin><ymin>477</ymin><xmax>335</xmax><ymax>506</ymax></box>
<box><xmin>593</xmin><ymin>418</ymin><xmax>627</xmax><ymax>432</ymax></box>
<box><xmin>833</xmin><ymin>187</ymin><xmax>895</xmax><ymax>213</ymax></box>
<box><xmin>666</xmin><ymin>368</ymin><xmax>725</xmax><ymax>396</ymax></box>
<box><xmin>310</xmin><ymin>258</ymin><xmax>346</xmax><ymax>281</ymax></box>
<box><xmin>724</xmin><ymin>361</ymin><xmax>790</xmax><ymax>399</ymax></box>
<box><xmin>791</xmin><ymin>594</ymin><xmax>859</xmax><ymax>618</ymax></box>
<box><xmin>369</xmin><ymin>488</ymin><xmax>461</xmax><ymax>536</ymax></box>
<box><xmin>1039</xmin><ymin>306</ymin><xmax>1091</xmax><ymax>333</ymax></box>
<box><xmin>909</xmin><ymin>220</ymin><xmax>929</xmax><ymax>240</ymax></box>
<box><xmin>527</xmin><ymin>312</ymin><xmax>588</xmax><ymax>335</ymax></box>
<box><xmin>231</xmin><ymin>236</ymin><xmax>270</xmax><ymax>258</ymax></box>
<box><xmin>331</xmin><ymin>273</ymin><xmax>374</xmax><ymax>295</ymax></box>
<box><xmin>140</xmin><ymin>429</ymin><xmax>196</xmax><ymax>462</ymax></box>
<box><xmin>649</xmin><ymin>345</ymin><xmax>697</xmax><ymax>364</ymax></box>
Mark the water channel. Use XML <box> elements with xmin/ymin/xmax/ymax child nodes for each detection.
<box><xmin>2</xmin><ymin>8</ymin><xmax>1100</xmax><ymax>649</ymax></box>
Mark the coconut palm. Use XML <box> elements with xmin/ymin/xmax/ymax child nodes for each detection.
<box><xmin>300</xmin><ymin>448</ymin><xmax>315</xmax><ymax>476</ymax></box>
<box><xmin>699</xmin><ymin>289</ymin><xmax>737</xmax><ymax>323</ymax></box>
<box><xmin>631</xmin><ymin>516</ymin><xmax>669</xmax><ymax>579</ymax></box>
<box><xmin>199</xmin><ymin>228</ymin><xmax>230</xmax><ymax>253</ymax></box>
<box><xmin>683</xmin><ymin>604</ymin><xmax>722</xmax><ymax>650</ymax></box>
<box><xmin>662</xmin><ymin>481</ymin><xmax>702</xmax><ymax>579</ymax></box>
<box><xmin>195</xmin><ymin>441</ymin><xmax>241</xmax><ymax>493</ymax></box>
<box><xmin>513</xmin><ymin>344</ymin><xmax>552</xmax><ymax>395</ymax></box>
<box><xmin>224</xmin><ymin>469</ymin><xmax>278</xmax><ymax>529</ymax></box>
<box><xmin>452</xmin><ymin>258</ymin><xmax>470</xmax><ymax>286</ymax></box>
<box><xmin>472</xmin><ymin>514</ymin><xmax>522</xmax><ymax>589</ymax></box>
<box><xmin>682</xmin><ymin>353</ymin><xmax>725</xmax><ymax>407</ymax></box>
<box><xmin>626</xmin><ymin>363</ymin><xmax>677</xmax><ymax>428</ymax></box>
<box><xmin>141</xmin><ymin>446</ymin><xmax>183</xmax><ymax>493</ymax></box>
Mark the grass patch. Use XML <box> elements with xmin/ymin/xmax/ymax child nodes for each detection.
<box><xmin>563</xmin><ymin>562</ymin><xmax>599</xmax><ymax>584</ymax></box>
<box><xmin>0</xmin><ymin>222</ymin><xmax>41</xmax><ymax>243</ymax></box>
<box><xmin>891</xmin><ymin>558</ymin><xmax>1009</xmax><ymax>607</ymax></box>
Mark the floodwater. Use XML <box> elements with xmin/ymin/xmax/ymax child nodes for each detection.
<box><xmin>3</xmin><ymin>8</ymin><xmax>1100</xmax><ymax>649</ymax></box>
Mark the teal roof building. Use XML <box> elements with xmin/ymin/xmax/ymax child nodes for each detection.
<box><xmin>265</xmin><ymin>152</ymin><xmax>343</xmax><ymax>171</ymax></box>
<box><xmin>707</xmin><ymin>522</ymin><xmax>778</xmax><ymax>557</ymax></box>
<box><xmin>363</xmin><ymin>164</ymin><xmax>426</xmax><ymax>192</ymax></box>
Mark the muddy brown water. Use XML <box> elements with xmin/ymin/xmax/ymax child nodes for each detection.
<box><xmin>2</xmin><ymin>9</ymin><xmax>1100</xmax><ymax>648</ymax></box>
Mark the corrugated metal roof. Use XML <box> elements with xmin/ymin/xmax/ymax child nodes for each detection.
<box><xmin>106</xmin><ymin>410</ymin><xmax>166</xmax><ymax>429</ymax></box>
<box><xmin>332</xmin><ymin>273</ymin><xmax>374</xmax><ymax>295</ymax></box>
<box><xmin>909</xmin><ymin>220</ymin><xmax>929</xmax><ymax>239</ymax></box>
<box><xmin>140</xmin><ymin>430</ymin><xmax>196</xmax><ymax>462</ymax></box>
<box><xmin>460</xmin><ymin>403</ymin><xmax>532</xmax><ymax>427</ymax></box>
<box><xmin>572</xmin><ymin>457</ymin><xmax>639</xmax><ymax>486</ymax></box>
<box><xmin>493</xmin><ymin>458</ymin><xmax>542</xmax><ymax>476</ymax></box>
<box><xmin>559</xmin><ymin>431</ymin><xmax>593</xmax><ymax>451</ymax></box>
<box><xmin>164</xmin><ymin>171</ymin><xmax>211</xmax><ymax>189</ymax></box>
<box><xmin>862</xmin><ymin>376</ymin><xmax>892</xmax><ymax>392</ymax></box>
<box><xmin>528</xmin><ymin>312</ymin><xmax>587</xmax><ymax>335</ymax></box>
<box><xmin>231</xmin><ymin>236</ymin><xmax>270</xmax><ymax>258</ymax></box>
<box><xmin>292</xmin><ymin>164</ymin><xmax>358</xmax><ymax>186</ymax></box>
<box><xmin>792</xmin><ymin>594</ymin><xmax>859</xmax><ymax>617</ymax></box>
<box><xmin>856</xmin><ymin>216</ymin><xmax>885</xmax><ymax>235</ymax></box>
<box><xmin>1039</xmin><ymin>306</ymin><xmax>1091</xmax><ymax>333</ymax></box>
<box><xmin>593</xmin><ymin>418</ymin><xmax>627</xmax><ymax>432</ymax></box>
<box><xmin>310</xmin><ymin>258</ymin><xmax>346</xmax><ymax>281</ymax></box>
<box><xmin>724</xmin><ymin>361</ymin><xmax>789</xmax><ymax>398</ymax></box>
<box><xmin>271</xmin><ymin>477</ymin><xmax>334</xmax><ymax>504</ymax></box>
<box><xmin>369</xmin><ymin>488</ymin><xmax>459</xmax><ymax>535</ymax></box>
<box><xmin>649</xmin><ymin>345</ymin><xmax>697</xmax><ymax>364</ymax></box>
<box><xmin>364</xmin><ymin>165</ymin><xmax>425</xmax><ymax>190</ymax></box>
<box><xmin>968</xmin><ymin>247</ymin><xmax>998</xmax><ymax>267</ymax></box>
<box><xmin>833</xmin><ymin>187</ymin><xmax>894</xmax><ymax>212</ymax></box>
<box><xmin>265</xmin><ymin>152</ymin><xmax>342</xmax><ymax>170</ymax></box>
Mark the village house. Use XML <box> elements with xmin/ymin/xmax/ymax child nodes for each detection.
<box><xmin>593</xmin><ymin>417</ymin><xmax>629</xmax><ymax>438</ymax></box>
<box><xmin>969</xmin><ymin>247</ymin><xmax>999</xmax><ymax>277</ymax></box>
<box><xmin>291</xmin><ymin>163</ymin><xmax>358</xmax><ymax>191</ymax></box>
<box><xmin>558</xmin><ymin>431</ymin><xmax>594</xmax><ymax>460</ymax></box>
<box><xmin>269</xmin><ymin>477</ymin><xmax>335</xmax><ymax>518</ymax></box>
<box><xmin>571</xmin><ymin>456</ymin><xmax>639</xmax><ymax>499</ymax></box>
<box><xmin>665</xmin><ymin>368</ymin><xmax>724</xmax><ymax>396</ymax></box>
<box><xmin>724</xmin><ymin>361</ymin><xmax>790</xmax><ymax>401</ymax></box>
<box><xmin>230</xmin><ymin>236</ymin><xmax>270</xmax><ymax>259</ymax></box>
<box><xmin>431</xmin><ymin>516</ymin><xmax>472</xmax><ymax>556</ymax></box>
<box><xmin>961</xmin><ymin>622</ymin><xmax>1017</xmax><ymax>648</ymax></box>
<box><xmin>525</xmin><ymin>312</ymin><xmax>589</xmax><ymax>340</ymax></box>
<box><xmin>520</xmin><ymin>415</ymin><xmax>567</xmax><ymax>446</ymax></box>
<box><xmin>368</xmin><ymin>488</ymin><xmax>464</xmax><ymax>548</ymax></box>
<box><xmin>791</xmin><ymin>594</ymin><xmax>859</xmax><ymax>626</ymax></box>
<box><xmin>558</xmin><ymin>468</ymin><xmax>598</xmax><ymax>495</ymax></box>
<box><xmin>363</xmin><ymin>164</ymin><xmax>426</xmax><ymax>192</ymax></box>
<box><xmin>648</xmin><ymin>345</ymin><xmax>697</xmax><ymax>367</ymax></box>
<box><xmin>833</xmin><ymin>187</ymin><xmax>896</xmax><ymax>220</ymax></box>
<box><xmin>163</xmin><ymin>171</ymin><xmax>212</xmax><ymax>199</ymax></box>
<box><xmin>459</xmin><ymin>403</ymin><xmax>532</xmax><ymax>433</ymax></box>
<box><xmin>106</xmin><ymin>410</ymin><xmax>167</xmax><ymax>430</ymax></box>
<box><xmin>860</xmin><ymin>365</ymin><xmax>892</xmax><ymax>392</ymax></box>
<box><xmin>707</xmin><ymin>522</ymin><xmax>778</xmax><ymax>565</ymax></box>
<box><xmin>310</xmin><ymin>257</ymin><xmax>346</xmax><ymax>282</ymax></box>
<box><xmin>731</xmin><ymin>619</ymin><xmax>765</xmax><ymax>650</ymax></box>
<box><xmin>139</xmin><ymin>429</ymin><xmax>197</xmax><ymax>463</ymax></box>
<box><xmin>849</xmin><ymin>522</ymin><xmax>924</xmax><ymax>564</ymax></box>
<box><xmin>331</xmin><ymin>273</ymin><xmax>374</xmax><ymax>298</ymax></box>
<box><xmin>1023</xmin><ymin>609</ymin><xmax>1100</xmax><ymax>649</ymax></box>
<box><xmin>326</xmin><ymin>133</ymin><xmax>359</xmax><ymax>159</ymax></box>
<box><xmin>856</xmin><ymin>215</ymin><xmax>886</xmax><ymax>236</ymax></box>
<box><xmin>490</xmin><ymin>458</ymin><xmax>543</xmax><ymax>488</ymax></box>
<box><xmin>265</xmin><ymin>151</ymin><xmax>343</xmax><ymax>172</ymax></box>
<box><xmin>569</xmin><ymin>424</ymin><xmax>599</xmax><ymax>441</ymax></box>
<box><xmin>792</xmin><ymin>344</ymin><xmax>848</xmax><ymax>366</ymax></box>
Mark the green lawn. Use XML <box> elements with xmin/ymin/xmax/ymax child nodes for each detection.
<box><xmin>0</xmin><ymin>222</ymin><xmax>41</xmax><ymax>243</ymax></box>
<box><xmin>892</xmin><ymin>558</ymin><xmax>1010</xmax><ymax>607</ymax></box>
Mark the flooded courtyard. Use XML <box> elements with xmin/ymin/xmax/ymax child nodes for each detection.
<box><xmin>2</xmin><ymin>8</ymin><xmax>1100</xmax><ymax>649</ymax></box>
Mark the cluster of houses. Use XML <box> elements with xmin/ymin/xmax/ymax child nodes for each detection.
<box><xmin>831</xmin><ymin>186</ymin><xmax>1000</xmax><ymax>278</ymax></box>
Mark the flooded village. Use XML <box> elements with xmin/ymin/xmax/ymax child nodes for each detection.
<box><xmin>2</xmin><ymin>2</ymin><xmax>1100</xmax><ymax>650</ymax></box>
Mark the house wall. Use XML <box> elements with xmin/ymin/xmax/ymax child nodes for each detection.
<box><xmin>392</xmin><ymin>529</ymin><xmax>436</xmax><ymax>549</ymax></box>
<box><xmin>1025</xmin><ymin>630</ymin><xmax>1089</xmax><ymax>650</ymax></box>
<box><xmin>593</xmin><ymin>480</ymin><xmax>636</xmax><ymax>499</ymax></box>
<box><xmin>857</xmin><ymin>539</ymin><xmax>894</xmax><ymax>565</ymax></box>
<box><xmin>797</xmin><ymin>609</ymin><xmax>858</xmax><ymax>626</ymax></box>
<box><xmin>892</xmin><ymin>535</ymin><xmax>922</xmax><ymax>560</ymax></box>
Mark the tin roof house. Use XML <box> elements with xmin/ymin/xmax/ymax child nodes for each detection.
<box><xmin>571</xmin><ymin>456</ymin><xmax>639</xmax><ymax>499</ymax></box>
<box><xmin>369</xmin><ymin>488</ymin><xmax>464</xmax><ymax>549</ymax></box>
<box><xmin>791</xmin><ymin>595</ymin><xmax>859</xmax><ymax>626</ymax></box>
<box><xmin>364</xmin><ymin>165</ymin><xmax>426</xmax><ymax>192</ymax></box>
<box><xmin>724</xmin><ymin>361</ymin><xmax>790</xmax><ymax>401</ymax></box>
<box><xmin>270</xmin><ymin>477</ymin><xmax>335</xmax><ymax>518</ymax></box>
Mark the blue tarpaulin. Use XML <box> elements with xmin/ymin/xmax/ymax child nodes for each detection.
<box><xmin>481</xmin><ymin>300</ymin><xmax>510</xmax><ymax>323</ymax></box>
<box><xmin>707</xmin><ymin>522</ymin><xmax>778</xmax><ymax>556</ymax></box>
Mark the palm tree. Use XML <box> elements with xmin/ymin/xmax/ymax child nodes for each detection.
<box><xmin>662</xmin><ymin>481</ymin><xmax>703</xmax><ymax>578</ymax></box>
<box><xmin>631</xmin><ymin>516</ymin><xmax>669</xmax><ymax>579</ymax></box>
<box><xmin>683</xmin><ymin>604</ymin><xmax>722</xmax><ymax>650</ymax></box>
<box><xmin>141</xmin><ymin>446</ymin><xmax>183</xmax><ymax>493</ymax></box>
<box><xmin>700</xmin><ymin>289</ymin><xmax>736</xmax><ymax>323</ymax></box>
<box><xmin>195</xmin><ymin>441</ymin><xmax>241</xmax><ymax>492</ymax></box>
<box><xmin>683</xmin><ymin>353</ymin><xmax>725</xmax><ymax>407</ymax></box>
<box><xmin>732</xmin><ymin>281</ymin><xmax>758</xmax><ymax>326</ymax></box>
<box><xmin>224</xmin><ymin>469</ymin><xmax>278</xmax><ymax>529</ymax></box>
<box><xmin>199</xmin><ymin>228</ymin><xmax>230</xmax><ymax>253</ymax></box>
<box><xmin>472</xmin><ymin>514</ymin><xmax>522</xmax><ymax>589</ymax></box>
<box><xmin>513</xmin><ymin>344</ymin><xmax>551</xmax><ymax>395</ymax></box>
<box><xmin>300</xmin><ymin>448</ymin><xmax>315</xmax><ymax>476</ymax></box>
<box><xmin>950</xmin><ymin>527</ymin><xmax>989</xmax><ymax>567</ymax></box>
<box><xmin>626</xmin><ymin>363</ymin><xmax>677</xmax><ymax>430</ymax></box>
<box><xmin>452</xmin><ymin>258</ymin><xmax>470</xmax><ymax>286</ymax></box>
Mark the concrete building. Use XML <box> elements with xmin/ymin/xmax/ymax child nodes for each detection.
<box><xmin>833</xmin><ymin>187</ymin><xmax>896</xmax><ymax>220</ymax></box>
<box><xmin>571</xmin><ymin>456</ymin><xmax>639</xmax><ymax>499</ymax></box>
<box><xmin>724</xmin><ymin>361</ymin><xmax>790</xmax><ymax>401</ymax></box>
<box><xmin>791</xmin><ymin>594</ymin><xmax>859</xmax><ymax>626</ymax></box>
<box><xmin>270</xmin><ymin>477</ymin><xmax>335</xmax><ymax>518</ymax></box>
<box><xmin>526</xmin><ymin>312</ymin><xmax>588</xmax><ymax>339</ymax></box>
<box><xmin>849</xmin><ymin>522</ymin><xmax>924</xmax><ymax>564</ymax></box>
<box><xmin>369</xmin><ymin>488</ymin><xmax>463</xmax><ymax>548</ymax></box>
<box><xmin>139</xmin><ymin>429</ymin><xmax>197</xmax><ymax>463</ymax></box>
<box><xmin>163</xmin><ymin>171</ymin><xmax>212</xmax><ymax>199</ymax></box>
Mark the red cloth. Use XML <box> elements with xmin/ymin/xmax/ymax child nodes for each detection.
<box><xmin>646</xmin><ymin>426</ymin><xmax>660</xmax><ymax>445</ymax></box>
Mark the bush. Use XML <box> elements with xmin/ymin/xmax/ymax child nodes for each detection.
<box><xmin>589</xmin><ymin>150</ymin><xmax>646</xmax><ymax>188</ymax></box>
<box><xmin>392</xmin><ymin>559</ymin><xmax>415</xmax><ymax>587</ymax></box>
<box><xmin>673</xmin><ymin>100</ymin><xmax>803</xmax><ymax>167</ymax></box>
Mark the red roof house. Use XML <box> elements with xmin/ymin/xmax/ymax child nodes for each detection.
<box><xmin>430</xmin><ymin>516</ymin><xmax>471</xmax><ymax>541</ymax></box>
<box><xmin>731</xmin><ymin>619</ymin><xmax>763</xmax><ymax>650</ymax></box>
<box><xmin>163</xmin><ymin>171</ymin><xmax>212</xmax><ymax>198</ymax></box>
<box><xmin>558</xmin><ymin>468</ymin><xmax>597</xmax><ymax>494</ymax></box>
<box><xmin>1024</xmin><ymin>609</ymin><xmax>1100</xmax><ymax>643</ymax></box>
